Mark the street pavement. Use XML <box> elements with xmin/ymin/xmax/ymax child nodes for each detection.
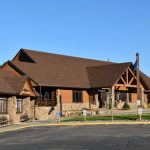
<box><xmin>0</xmin><ymin>125</ymin><xmax>150</xmax><ymax>150</ymax></box>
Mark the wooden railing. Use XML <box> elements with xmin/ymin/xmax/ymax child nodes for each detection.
<box><xmin>35</xmin><ymin>99</ymin><xmax>57</xmax><ymax>107</ymax></box>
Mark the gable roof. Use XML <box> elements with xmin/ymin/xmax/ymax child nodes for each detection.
<box><xmin>87</xmin><ymin>62</ymin><xmax>132</xmax><ymax>88</ymax></box>
<box><xmin>8</xmin><ymin>48</ymin><xmax>137</xmax><ymax>89</ymax></box>
<box><xmin>140</xmin><ymin>71</ymin><xmax>150</xmax><ymax>90</ymax></box>
<box><xmin>0</xmin><ymin>69</ymin><xmax>30</xmax><ymax>95</ymax></box>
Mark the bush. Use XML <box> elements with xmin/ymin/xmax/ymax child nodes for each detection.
<box><xmin>122</xmin><ymin>102</ymin><xmax>130</xmax><ymax>110</ymax></box>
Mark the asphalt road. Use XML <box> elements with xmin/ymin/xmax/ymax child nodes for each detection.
<box><xmin>0</xmin><ymin>125</ymin><xmax>150</xmax><ymax>150</ymax></box>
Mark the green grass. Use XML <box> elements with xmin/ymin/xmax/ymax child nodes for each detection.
<box><xmin>61</xmin><ymin>114</ymin><xmax>150</xmax><ymax>122</ymax></box>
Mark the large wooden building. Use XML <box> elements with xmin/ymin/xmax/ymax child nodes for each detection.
<box><xmin>1</xmin><ymin>48</ymin><xmax>150</xmax><ymax>120</ymax></box>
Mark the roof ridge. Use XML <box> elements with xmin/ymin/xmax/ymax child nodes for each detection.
<box><xmin>21</xmin><ymin>48</ymin><xmax>114</xmax><ymax>63</ymax></box>
<box><xmin>87</xmin><ymin>62</ymin><xmax>132</xmax><ymax>69</ymax></box>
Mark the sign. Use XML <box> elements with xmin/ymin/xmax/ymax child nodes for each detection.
<box><xmin>83</xmin><ymin>109</ymin><xmax>87</xmax><ymax>116</ymax></box>
<box><xmin>57</xmin><ymin>112</ymin><xmax>62</xmax><ymax>117</ymax></box>
<box><xmin>138</xmin><ymin>108</ymin><xmax>142</xmax><ymax>115</ymax></box>
<box><xmin>137</xmin><ymin>100</ymin><xmax>141</xmax><ymax>106</ymax></box>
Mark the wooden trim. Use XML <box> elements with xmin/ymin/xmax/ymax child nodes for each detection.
<box><xmin>128</xmin><ymin>67</ymin><xmax>137</xmax><ymax>79</ymax></box>
<box><xmin>126</xmin><ymin>69</ymin><xmax>129</xmax><ymax>84</ymax></box>
<box><xmin>114</xmin><ymin>84</ymin><xmax>139</xmax><ymax>88</ymax></box>
<box><xmin>121</xmin><ymin>77</ymin><xmax>126</xmax><ymax>84</ymax></box>
<box><xmin>115</xmin><ymin>64</ymin><xmax>131</xmax><ymax>85</ymax></box>
<box><xmin>12</xmin><ymin>49</ymin><xmax>36</xmax><ymax>63</ymax></box>
<box><xmin>129</xmin><ymin>76</ymin><xmax>135</xmax><ymax>85</ymax></box>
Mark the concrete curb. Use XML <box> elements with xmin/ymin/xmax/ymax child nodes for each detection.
<box><xmin>1</xmin><ymin>122</ymin><xmax>150</xmax><ymax>133</ymax></box>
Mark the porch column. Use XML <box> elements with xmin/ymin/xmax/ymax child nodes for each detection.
<box><xmin>30</xmin><ymin>100</ymin><xmax>35</xmax><ymax>120</ymax></box>
<box><xmin>141</xmin><ymin>87</ymin><xmax>145</xmax><ymax>106</ymax></box>
<box><xmin>23</xmin><ymin>97</ymin><xmax>31</xmax><ymax>117</ymax></box>
<box><xmin>7</xmin><ymin>96</ymin><xmax>17</xmax><ymax>124</ymax></box>
<box><xmin>111</xmin><ymin>86</ymin><xmax>115</xmax><ymax>108</ymax></box>
<box><xmin>56</xmin><ymin>89</ymin><xmax>62</xmax><ymax>113</ymax></box>
<box><xmin>126</xmin><ymin>89</ymin><xmax>130</xmax><ymax>103</ymax></box>
<box><xmin>106</xmin><ymin>91</ymin><xmax>110</xmax><ymax>109</ymax></box>
<box><xmin>107</xmin><ymin>87</ymin><xmax>115</xmax><ymax>109</ymax></box>
<box><xmin>95</xmin><ymin>92</ymin><xmax>99</xmax><ymax>109</ymax></box>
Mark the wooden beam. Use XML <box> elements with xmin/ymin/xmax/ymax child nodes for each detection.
<box><xmin>121</xmin><ymin>77</ymin><xmax>127</xmax><ymax>84</ymax></box>
<box><xmin>129</xmin><ymin>76</ymin><xmax>135</xmax><ymax>85</ymax></box>
<box><xmin>126</xmin><ymin>69</ymin><xmax>129</xmax><ymax>84</ymax></box>
<box><xmin>128</xmin><ymin>67</ymin><xmax>137</xmax><ymax>79</ymax></box>
<box><xmin>112</xmin><ymin>86</ymin><xmax>115</xmax><ymax>105</ymax></box>
<box><xmin>115</xmin><ymin>84</ymin><xmax>141</xmax><ymax>88</ymax></box>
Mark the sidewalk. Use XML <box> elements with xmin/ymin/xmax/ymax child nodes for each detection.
<box><xmin>0</xmin><ymin>120</ymin><xmax>56</xmax><ymax>133</ymax></box>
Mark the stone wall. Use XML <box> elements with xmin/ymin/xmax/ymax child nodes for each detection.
<box><xmin>62</xmin><ymin>102</ymin><xmax>90</xmax><ymax>111</ymax></box>
<box><xmin>117</xmin><ymin>101</ymin><xmax>148</xmax><ymax>109</ymax></box>
<box><xmin>117</xmin><ymin>102</ymin><xmax>137</xmax><ymax>109</ymax></box>
<box><xmin>7</xmin><ymin>96</ymin><xmax>18</xmax><ymax>124</ymax></box>
<box><xmin>35</xmin><ymin>106</ymin><xmax>56</xmax><ymax>120</ymax></box>
<box><xmin>23</xmin><ymin>97</ymin><xmax>31</xmax><ymax>116</ymax></box>
<box><xmin>30</xmin><ymin>100</ymin><xmax>35</xmax><ymax>119</ymax></box>
<box><xmin>61</xmin><ymin>102</ymin><xmax>90</xmax><ymax>116</ymax></box>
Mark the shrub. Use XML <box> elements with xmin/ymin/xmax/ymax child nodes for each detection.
<box><xmin>122</xmin><ymin>102</ymin><xmax>130</xmax><ymax>110</ymax></box>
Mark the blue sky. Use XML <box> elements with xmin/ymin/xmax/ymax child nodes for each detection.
<box><xmin>0</xmin><ymin>0</ymin><xmax>150</xmax><ymax>75</ymax></box>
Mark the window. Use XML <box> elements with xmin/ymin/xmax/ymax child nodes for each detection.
<box><xmin>16</xmin><ymin>99</ymin><xmax>23</xmax><ymax>113</ymax></box>
<box><xmin>73</xmin><ymin>90</ymin><xmax>83</xmax><ymax>103</ymax></box>
<box><xmin>0</xmin><ymin>98</ymin><xmax>7</xmax><ymax>113</ymax></box>
<box><xmin>44</xmin><ymin>92</ymin><xmax>50</xmax><ymax>100</ymax></box>
<box><xmin>120</xmin><ymin>92</ymin><xmax>127</xmax><ymax>101</ymax></box>
<box><xmin>116</xmin><ymin>92</ymin><xmax>127</xmax><ymax>101</ymax></box>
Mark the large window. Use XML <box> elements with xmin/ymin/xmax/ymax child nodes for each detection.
<box><xmin>16</xmin><ymin>99</ymin><xmax>23</xmax><ymax>113</ymax></box>
<box><xmin>116</xmin><ymin>92</ymin><xmax>127</xmax><ymax>102</ymax></box>
<box><xmin>73</xmin><ymin>90</ymin><xmax>83</xmax><ymax>103</ymax></box>
<box><xmin>0</xmin><ymin>98</ymin><xmax>7</xmax><ymax>113</ymax></box>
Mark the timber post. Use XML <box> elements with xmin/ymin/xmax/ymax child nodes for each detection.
<box><xmin>111</xmin><ymin>86</ymin><xmax>115</xmax><ymax>122</ymax></box>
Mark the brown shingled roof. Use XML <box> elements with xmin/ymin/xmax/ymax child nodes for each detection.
<box><xmin>11</xmin><ymin>48</ymin><xmax>115</xmax><ymax>88</ymax></box>
<box><xmin>0</xmin><ymin>69</ymin><xmax>28</xmax><ymax>95</ymax></box>
<box><xmin>140</xmin><ymin>71</ymin><xmax>150</xmax><ymax>90</ymax></box>
<box><xmin>7</xmin><ymin>48</ymin><xmax>150</xmax><ymax>90</ymax></box>
<box><xmin>87</xmin><ymin>62</ymin><xmax>132</xmax><ymax>88</ymax></box>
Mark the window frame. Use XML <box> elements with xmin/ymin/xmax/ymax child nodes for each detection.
<box><xmin>16</xmin><ymin>99</ymin><xmax>23</xmax><ymax>113</ymax></box>
<box><xmin>72</xmin><ymin>90</ymin><xmax>83</xmax><ymax>103</ymax></box>
<box><xmin>0</xmin><ymin>98</ymin><xmax>8</xmax><ymax>114</ymax></box>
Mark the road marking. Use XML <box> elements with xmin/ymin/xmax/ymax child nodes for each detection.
<box><xmin>1</xmin><ymin>122</ymin><xmax>150</xmax><ymax>133</ymax></box>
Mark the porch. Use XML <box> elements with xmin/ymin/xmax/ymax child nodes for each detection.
<box><xmin>34</xmin><ymin>87</ymin><xmax>58</xmax><ymax>107</ymax></box>
<box><xmin>96</xmin><ymin>64</ymin><xmax>149</xmax><ymax>109</ymax></box>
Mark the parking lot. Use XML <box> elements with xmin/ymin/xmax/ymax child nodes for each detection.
<box><xmin>0</xmin><ymin>125</ymin><xmax>150</xmax><ymax>150</ymax></box>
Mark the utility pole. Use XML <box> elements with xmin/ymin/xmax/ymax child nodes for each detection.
<box><xmin>136</xmin><ymin>53</ymin><xmax>142</xmax><ymax>121</ymax></box>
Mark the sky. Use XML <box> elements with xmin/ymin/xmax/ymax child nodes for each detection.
<box><xmin>0</xmin><ymin>0</ymin><xmax>150</xmax><ymax>75</ymax></box>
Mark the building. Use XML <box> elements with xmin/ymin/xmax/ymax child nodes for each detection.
<box><xmin>0</xmin><ymin>69</ymin><xmax>35</xmax><ymax>124</ymax></box>
<box><xmin>1</xmin><ymin>48</ymin><xmax>150</xmax><ymax>121</ymax></box>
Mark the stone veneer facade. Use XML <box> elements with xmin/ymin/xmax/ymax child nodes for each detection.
<box><xmin>0</xmin><ymin>96</ymin><xmax>35</xmax><ymax>124</ymax></box>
